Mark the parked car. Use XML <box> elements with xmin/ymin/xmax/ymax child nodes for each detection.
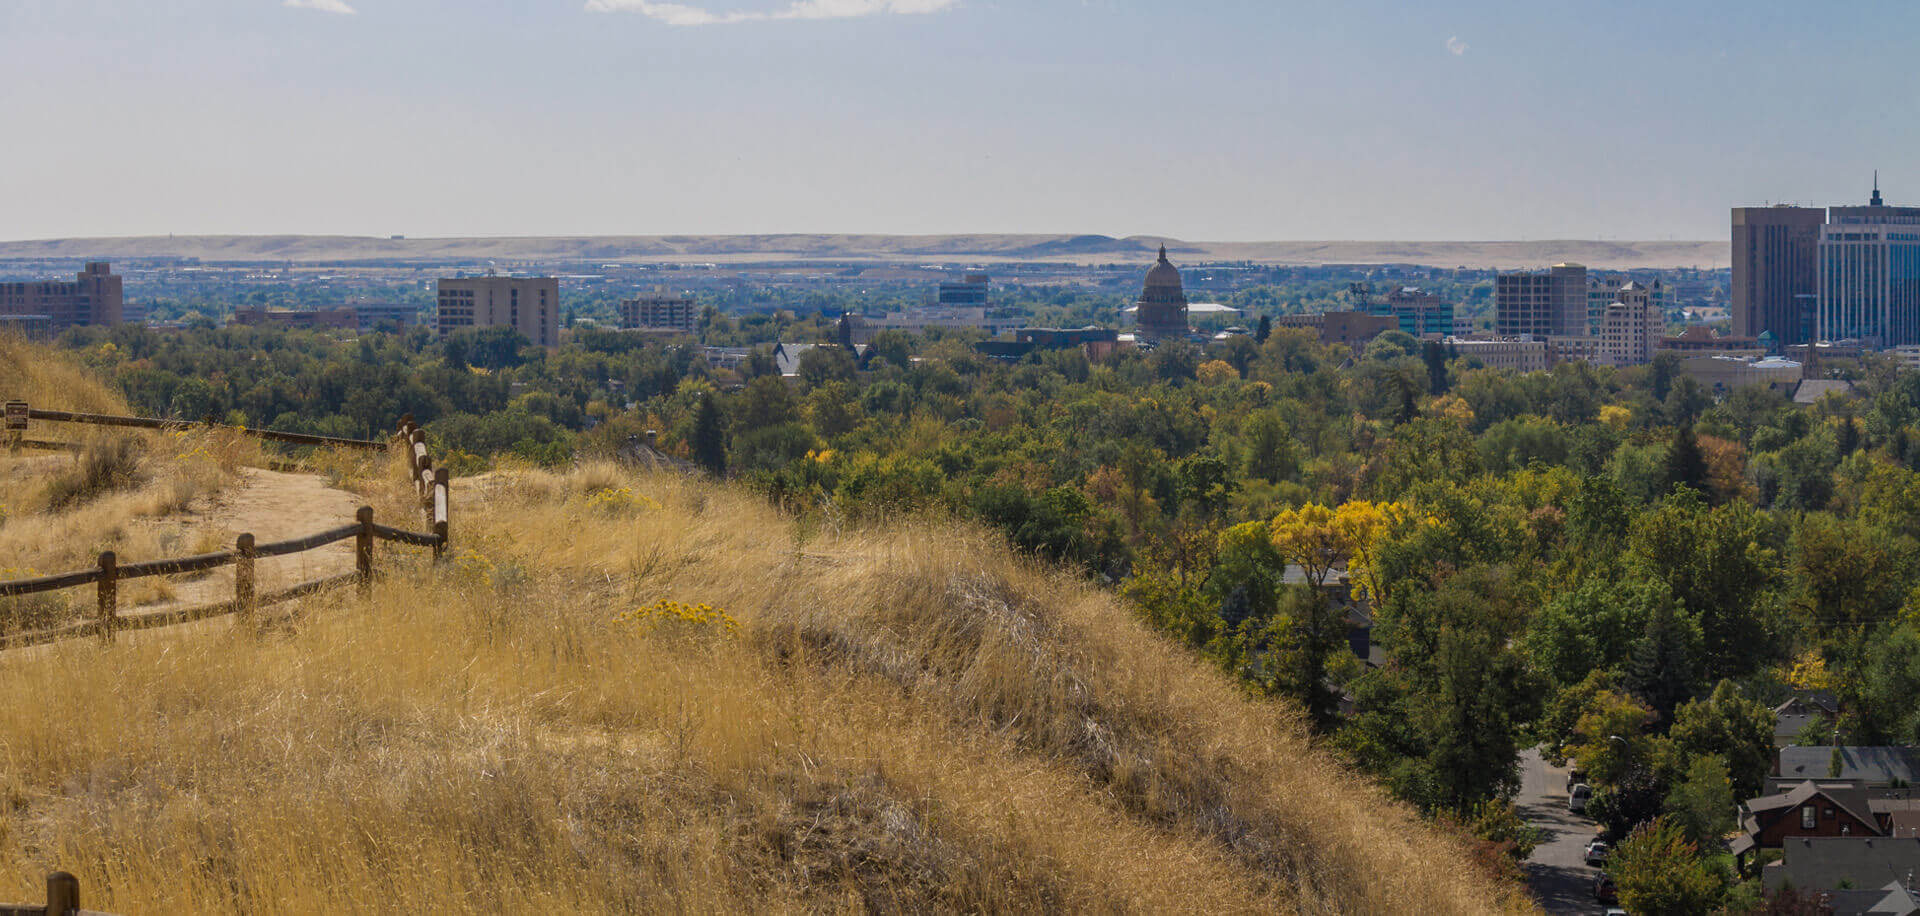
<box><xmin>1593</xmin><ymin>874</ymin><xmax>1617</xmax><ymax>905</ymax></box>
<box><xmin>1604</xmin><ymin>909</ymin><xmax>1628</xmax><ymax>916</ymax></box>
<box><xmin>1569</xmin><ymin>783</ymin><xmax>1593</xmax><ymax>814</ymax></box>
<box><xmin>1584</xmin><ymin>839</ymin><xmax>1611</xmax><ymax>866</ymax></box>
<box><xmin>1566</xmin><ymin>767</ymin><xmax>1588</xmax><ymax>793</ymax></box>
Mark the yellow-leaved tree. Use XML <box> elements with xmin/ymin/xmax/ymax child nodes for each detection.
<box><xmin>1269</xmin><ymin>503</ymin><xmax>1342</xmax><ymax>588</ymax></box>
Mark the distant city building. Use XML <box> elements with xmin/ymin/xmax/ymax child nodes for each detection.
<box><xmin>620</xmin><ymin>292</ymin><xmax>698</xmax><ymax>334</ymax></box>
<box><xmin>0</xmin><ymin>315</ymin><xmax>54</xmax><ymax>341</ymax></box>
<box><xmin>1597</xmin><ymin>282</ymin><xmax>1663</xmax><ymax>366</ymax></box>
<box><xmin>1733</xmin><ymin>205</ymin><xmax>1823</xmax><ymax>346</ymax></box>
<box><xmin>1661</xmin><ymin>325</ymin><xmax>1766</xmax><ymax>356</ymax></box>
<box><xmin>978</xmin><ymin>327</ymin><xmax>1122</xmax><ymax>362</ymax></box>
<box><xmin>1446</xmin><ymin>337</ymin><xmax>1550</xmax><ymax>373</ymax></box>
<box><xmin>936</xmin><ymin>273</ymin><xmax>991</xmax><ymax>308</ymax></box>
<box><xmin>1376</xmin><ymin>286</ymin><xmax>1453</xmax><ymax>337</ymax></box>
<box><xmin>1495</xmin><ymin>263</ymin><xmax>1587</xmax><ymax>338</ymax></box>
<box><xmin>869</xmin><ymin>306</ymin><xmax>1002</xmax><ymax>338</ymax></box>
<box><xmin>1132</xmin><ymin>246</ymin><xmax>1191</xmax><ymax>340</ymax></box>
<box><xmin>1588</xmin><ymin>275</ymin><xmax>1666</xmax><ymax>335</ymax></box>
<box><xmin>1679</xmin><ymin>355</ymin><xmax>1803</xmax><ymax>394</ymax></box>
<box><xmin>1818</xmin><ymin>180</ymin><xmax>1920</xmax><ymax>346</ymax></box>
<box><xmin>436</xmin><ymin>275</ymin><xmax>559</xmax><ymax>348</ymax></box>
<box><xmin>0</xmin><ymin>261</ymin><xmax>123</xmax><ymax>330</ymax></box>
<box><xmin>352</xmin><ymin>302</ymin><xmax>422</xmax><ymax>333</ymax></box>
<box><xmin>230</xmin><ymin>307</ymin><xmax>358</xmax><ymax>331</ymax></box>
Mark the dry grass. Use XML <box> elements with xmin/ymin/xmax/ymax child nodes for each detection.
<box><xmin>0</xmin><ymin>460</ymin><xmax>1536</xmax><ymax>914</ymax></box>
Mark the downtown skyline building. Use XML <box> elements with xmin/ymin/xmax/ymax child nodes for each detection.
<box><xmin>1732</xmin><ymin>205</ymin><xmax>1824</xmax><ymax>347</ymax></box>
<box><xmin>1817</xmin><ymin>180</ymin><xmax>1920</xmax><ymax>347</ymax></box>
<box><xmin>436</xmin><ymin>275</ymin><xmax>559</xmax><ymax>348</ymax></box>
<box><xmin>1495</xmin><ymin>263</ymin><xmax>1588</xmax><ymax>338</ymax></box>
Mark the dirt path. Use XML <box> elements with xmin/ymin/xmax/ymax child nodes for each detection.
<box><xmin>127</xmin><ymin>467</ymin><xmax>368</xmax><ymax>612</ymax></box>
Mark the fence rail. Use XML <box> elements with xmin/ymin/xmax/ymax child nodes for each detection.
<box><xmin>0</xmin><ymin>412</ymin><xmax>452</xmax><ymax>650</ymax></box>
<box><xmin>18</xmin><ymin>407</ymin><xmax>385</xmax><ymax>451</ymax></box>
<box><xmin>0</xmin><ymin>871</ymin><xmax>111</xmax><ymax>916</ymax></box>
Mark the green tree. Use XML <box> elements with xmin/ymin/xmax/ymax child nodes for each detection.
<box><xmin>691</xmin><ymin>395</ymin><xmax>727</xmax><ymax>475</ymax></box>
<box><xmin>1664</xmin><ymin>424</ymin><xmax>1711</xmax><ymax>498</ymax></box>
<box><xmin>1664</xmin><ymin>754</ymin><xmax>1736</xmax><ymax>848</ymax></box>
<box><xmin>1608</xmin><ymin>817</ymin><xmax>1724</xmax><ymax>916</ymax></box>
<box><xmin>1667</xmin><ymin>681</ymin><xmax>1775</xmax><ymax>798</ymax></box>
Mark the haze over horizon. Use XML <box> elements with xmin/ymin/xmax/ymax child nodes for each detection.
<box><xmin>2</xmin><ymin>0</ymin><xmax>1912</xmax><ymax>242</ymax></box>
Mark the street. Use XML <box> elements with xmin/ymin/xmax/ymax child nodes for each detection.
<box><xmin>1518</xmin><ymin>748</ymin><xmax>1604</xmax><ymax>915</ymax></box>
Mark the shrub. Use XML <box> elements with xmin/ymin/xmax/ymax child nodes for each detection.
<box><xmin>43</xmin><ymin>438</ymin><xmax>146</xmax><ymax>510</ymax></box>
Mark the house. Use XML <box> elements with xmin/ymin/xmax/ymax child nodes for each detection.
<box><xmin>1776</xmin><ymin>695</ymin><xmax>1840</xmax><ymax>747</ymax></box>
<box><xmin>1808</xmin><ymin>883</ymin><xmax>1920</xmax><ymax>916</ymax></box>
<box><xmin>1795</xmin><ymin>378</ymin><xmax>1860</xmax><ymax>406</ymax></box>
<box><xmin>1764</xmin><ymin>837</ymin><xmax>1920</xmax><ymax>905</ymax></box>
<box><xmin>772</xmin><ymin>342</ymin><xmax>867</xmax><ymax>379</ymax></box>
<box><xmin>1735</xmin><ymin>781</ymin><xmax>1885</xmax><ymax>872</ymax></box>
<box><xmin>1774</xmin><ymin>747</ymin><xmax>1920</xmax><ymax>791</ymax></box>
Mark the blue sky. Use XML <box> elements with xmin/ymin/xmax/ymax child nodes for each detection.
<box><xmin>0</xmin><ymin>0</ymin><xmax>1912</xmax><ymax>241</ymax></box>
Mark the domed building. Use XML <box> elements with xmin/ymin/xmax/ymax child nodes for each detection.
<box><xmin>1133</xmin><ymin>245</ymin><xmax>1190</xmax><ymax>340</ymax></box>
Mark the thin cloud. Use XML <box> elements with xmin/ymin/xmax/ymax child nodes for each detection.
<box><xmin>585</xmin><ymin>0</ymin><xmax>960</xmax><ymax>25</ymax></box>
<box><xmin>286</xmin><ymin>0</ymin><xmax>358</xmax><ymax>13</ymax></box>
<box><xmin>1446</xmin><ymin>35</ymin><xmax>1468</xmax><ymax>56</ymax></box>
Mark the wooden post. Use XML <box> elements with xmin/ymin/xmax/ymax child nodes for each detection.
<box><xmin>356</xmin><ymin>506</ymin><xmax>374</xmax><ymax>598</ymax></box>
<box><xmin>433</xmin><ymin>468</ymin><xmax>450</xmax><ymax>562</ymax></box>
<box><xmin>44</xmin><ymin>871</ymin><xmax>78</xmax><ymax>916</ymax></box>
<box><xmin>235</xmin><ymin>533</ymin><xmax>257</xmax><ymax>627</ymax></box>
<box><xmin>96</xmin><ymin>551</ymin><xmax>117</xmax><ymax>644</ymax></box>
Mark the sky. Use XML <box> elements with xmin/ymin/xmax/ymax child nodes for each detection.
<box><xmin>0</xmin><ymin>0</ymin><xmax>1915</xmax><ymax>241</ymax></box>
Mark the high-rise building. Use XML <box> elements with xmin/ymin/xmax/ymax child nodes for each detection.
<box><xmin>436</xmin><ymin>275</ymin><xmax>559</xmax><ymax>348</ymax></box>
<box><xmin>1817</xmin><ymin>180</ymin><xmax>1920</xmax><ymax>346</ymax></box>
<box><xmin>1733</xmin><ymin>205</ymin><xmax>1824</xmax><ymax>346</ymax></box>
<box><xmin>1133</xmin><ymin>246</ymin><xmax>1190</xmax><ymax>340</ymax></box>
<box><xmin>1588</xmin><ymin>275</ymin><xmax>1666</xmax><ymax>335</ymax></box>
<box><xmin>620</xmin><ymin>293</ymin><xmax>698</xmax><ymax>334</ymax></box>
<box><xmin>1495</xmin><ymin>263</ymin><xmax>1588</xmax><ymax>338</ymax></box>
<box><xmin>1598</xmin><ymin>282</ymin><xmax>1663</xmax><ymax>366</ymax></box>
<box><xmin>0</xmin><ymin>261</ymin><xmax>123</xmax><ymax>330</ymax></box>
<box><xmin>937</xmin><ymin>274</ymin><xmax>991</xmax><ymax>309</ymax></box>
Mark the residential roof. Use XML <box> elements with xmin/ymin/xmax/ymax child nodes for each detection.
<box><xmin>1747</xmin><ymin>781</ymin><xmax>1880</xmax><ymax>836</ymax></box>
<box><xmin>1779</xmin><ymin>748</ymin><xmax>1920</xmax><ymax>786</ymax></box>
<box><xmin>1824</xmin><ymin>883</ymin><xmax>1920</xmax><ymax>916</ymax></box>
<box><xmin>1765</xmin><ymin>838</ymin><xmax>1920</xmax><ymax>893</ymax></box>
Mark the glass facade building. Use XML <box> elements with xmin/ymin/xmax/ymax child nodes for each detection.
<box><xmin>1818</xmin><ymin>197</ymin><xmax>1920</xmax><ymax>346</ymax></box>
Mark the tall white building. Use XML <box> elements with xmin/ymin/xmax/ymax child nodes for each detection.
<box><xmin>1818</xmin><ymin>180</ymin><xmax>1920</xmax><ymax>347</ymax></box>
<box><xmin>1598</xmin><ymin>282</ymin><xmax>1663</xmax><ymax>366</ymax></box>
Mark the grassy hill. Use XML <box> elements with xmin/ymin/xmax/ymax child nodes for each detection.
<box><xmin>0</xmin><ymin>345</ymin><xmax>1536</xmax><ymax>913</ymax></box>
<box><xmin>0</xmin><ymin>233</ymin><xmax>1728</xmax><ymax>269</ymax></box>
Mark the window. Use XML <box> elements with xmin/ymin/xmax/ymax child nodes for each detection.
<box><xmin>1802</xmin><ymin>806</ymin><xmax>1817</xmax><ymax>829</ymax></box>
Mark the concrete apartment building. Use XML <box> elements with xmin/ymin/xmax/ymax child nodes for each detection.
<box><xmin>1495</xmin><ymin>264</ymin><xmax>1587</xmax><ymax>338</ymax></box>
<box><xmin>1733</xmin><ymin>205</ymin><xmax>1824</xmax><ymax>346</ymax></box>
<box><xmin>0</xmin><ymin>262</ymin><xmax>123</xmax><ymax>330</ymax></box>
<box><xmin>1818</xmin><ymin>182</ymin><xmax>1920</xmax><ymax>347</ymax></box>
<box><xmin>619</xmin><ymin>293</ymin><xmax>698</xmax><ymax>334</ymax></box>
<box><xmin>436</xmin><ymin>275</ymin><xmax>559</xmax><ymax>348</ymax></box>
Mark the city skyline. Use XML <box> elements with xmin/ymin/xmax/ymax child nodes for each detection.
<box><xmin>1</xmin><ymin>0</ymin><xmax>1914</xmax><ymax>241</ymax></box>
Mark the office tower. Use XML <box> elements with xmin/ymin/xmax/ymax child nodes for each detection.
<box><xmin>937</xmin><ymin>273</ymin><xmax>991</xmax><ymax>309</ymax></box>
<box><xmin>1598</xmin><ymin>282</ymin><xmax>1663</xmax><ymax>366</ymax></box>
<box><xmin>1732</xmin><ymin>205</ymin><xmax>1824</xmax><ymax>346</ymax></box>
<box><xmin>1818</xmin><ymin>179</ymin><xmax>1920</xmax><ymax>346</ymax></box>
<box><xmin>1495</xmin><ymin>263</ymin><xmax>1587</xmax><ymax>337</ymax></box>
<box><xmin>436</xmin><ymin>275</ymin><xmax>560</xmax><ymax>348</ymax></box>
<box><xmin>0</xmin><ymin>261</ymin><xmax>123</xmax><ymax>330</ymax></box>
<box><xmin>620</xmin><ymin>293</ymin><xmax>698</xmax><ymax>333</ymax></box>
<box><xmin>1589</xmin><ymin>275</ymin><xmax>1665</xmax><ymax>336</ymax></box>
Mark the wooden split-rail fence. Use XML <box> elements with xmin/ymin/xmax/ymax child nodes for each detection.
<box><xmin>0</xmin><ymin>872</ymin><xmax>109</xmax><ymax>916</ymax></box>
<box><xmin>0</xmin><ymin>407</ymin><xmax>452</xmax><ymax>650</ymax></box>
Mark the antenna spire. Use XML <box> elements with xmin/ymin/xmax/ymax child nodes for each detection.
<box><xmin>1873</xmin><ymin>170</ymin><xmax>1884</xmax><ymax>207</ymax></box>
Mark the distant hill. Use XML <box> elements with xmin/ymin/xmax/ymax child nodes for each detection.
<box><xmin>0</xmin><ymin>234</ymin><xmax>1730</xmax><ymax>270</ymax></box>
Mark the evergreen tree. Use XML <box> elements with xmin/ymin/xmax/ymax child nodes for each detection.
<box><xmin>1255</xmin><ymin>313</ymin><xmax>1272</xmax><ymax>343</ymax></box>
<box><xmin>1422</xmin><ymin>340</ymin><xmax>1450</xmax><ymax>395</ymax></box>
<box><xmin>692</xmin><ymin>396</ymin><xmax>728</xmax><ymax>475</ymax></box>
<box><xmin>1664</xmin><ymin>424</ymin><xmax>1710</xmax><ymax>498</ymax></box>
<box><xmin>1624</xmin><ymin>600</ymin><xmax>1703</xmax><ymax>723</ymax></box>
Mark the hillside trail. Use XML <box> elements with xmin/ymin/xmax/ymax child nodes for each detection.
<box><xmin>121</xmin><ymin>466</ymin><xmax>366</xmax><ymax>617</ymax></box>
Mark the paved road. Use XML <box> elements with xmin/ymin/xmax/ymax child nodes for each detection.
<box><xmin>1518</xmin><ymin>748</ymin><xmax>1604</xmax><ymax>915</ymax></box>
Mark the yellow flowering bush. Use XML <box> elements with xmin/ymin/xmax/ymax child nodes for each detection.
<box><xmin>618</xmin><ymin>599</ymin><xmax>740</xmax><ymax>638</ymax></box>
<box><xmin>583</xmin><ymin>486</ymin><xmax>662</xmax><ymax>514</ymax></box>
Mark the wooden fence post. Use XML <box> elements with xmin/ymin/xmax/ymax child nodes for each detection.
<box><xmin>235</xmin><ymin>533</ymin><xmax>257</xmax><ymax>627</ymax></box>
<box><xmin>356</xmin><ymin>507</ymin><xmax>374</xmax><ymax>598</ymax></box>
<box><xmin>95</xmin><ymin>552</ymin><xmax>117</xmax><ymax>644</ymax></box>
<box><xmin>44</xmin><ymin>871</ymin><xmax>78</xmax><ymax>916</ymax></box>
<box><xmin>433</xmin><ymin>468</ymin><xmax>450</xmax><ymax>562</ymax></box>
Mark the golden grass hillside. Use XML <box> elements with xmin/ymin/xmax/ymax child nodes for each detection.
<box><xmin>0</xmin><ymin>459</ymin><xmax>1536</xmax><ymax>914</ymax></box>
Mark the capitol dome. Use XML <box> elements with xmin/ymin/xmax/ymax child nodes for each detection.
<box><xmin>1144</xmin><ymin>245</ymin><xmax>1184</xmax><ymax>290</ymax></box>
<box><xmin>1133</xmin><ymin>244</ymin><xmax>1191</xmax><ymax>340</ymax></box>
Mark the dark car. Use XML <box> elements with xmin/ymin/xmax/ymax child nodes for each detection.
<box><xmin>1593</xmin><ymin>873</ymin><xmax>1617</xmax><ymax>905</ymax></box>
